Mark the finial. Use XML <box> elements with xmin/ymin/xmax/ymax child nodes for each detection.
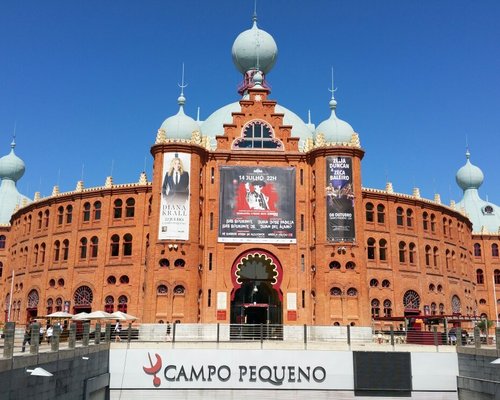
<box><xmin>465</xmin><ymin>147</ymin><xmax>470</xmax><ymax>160</ymax></box>
<box><xmin>11</xmin><ymin>121</ymin><xmax>17</xmax><ymax>149</ymax></box>
<box><xmin>253</xmin><ymin>0</ymin><xmax>258</xmax><ymax>24</ymax></box>
<box><xmin>178</xmin><ymin>63</ymin><xmax>187</xmax><ymax>105</ymax></box>
<box><xmin>328</xmin><ymin>67</ymin><xmax>338</xmax><ymax>109</ymax></box>
<box><xmin>307</xmin><ymin>110</ymin><xmax>311</xmax><ymax>124</ymax></box>
<box><xmin>196</xmin><ymin>107</ymin><xmax>201</xmax><ymax>122</ymax></box>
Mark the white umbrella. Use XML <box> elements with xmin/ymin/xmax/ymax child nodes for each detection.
<box><xmin>72</xmin><ymin>312</ymin><xmax>90</xmax><ymax>321</ymax></box>
<box><xmin>110</xmin><ymin>311</ymin><xmax>138</xmax><ymax>321</ymax></box>
<box><xmin>85</xmin><ymin>310</ymin><xmax>113</xmax><ymax>320</ymax></box>
<box><xmin>46</xmin><ymin>311</ymin><xmax>74</xmax><ymax>318</ymax></box>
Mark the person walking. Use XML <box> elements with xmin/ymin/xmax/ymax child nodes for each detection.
<box><xmin>46</xmin><ymin>324</ymin><xmax>53</xmax><ymax>344</ymax></box>
<box><xmin>21</xmin><ymin>322</ymin><xmax>32</xmax><ymax>352</ymax></box>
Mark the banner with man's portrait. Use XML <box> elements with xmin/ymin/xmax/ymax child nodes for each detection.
<box><xmin>219</xmin><ymin>166</ymin><xmax>296</xmax><ymax>243</ymax></box>
<box><xmin>159</xmin><ymin>152</ymin><xmax>191</xmax><ymax>240</ymax></box>
<box><xmin>326</xmin><ymin>156</ymin><xmax>355</xmax><ymax>242</ymax></box>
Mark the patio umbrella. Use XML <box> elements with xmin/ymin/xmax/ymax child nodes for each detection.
<box><xmin>46</xmin><ymin>311</ymin><xmax>74</xmax><ymax>318</ymax></box>
<box><xmin>72</xmin><ymin>312</ymin><xmax>90</xmax><ymax>321</ymax></box>
<box><xmin>85</xmin><ymin>310</ymin><xmax>113</xmax><ymax>320</ymax></box>
<box><xmin>110</xmin><ymin>311</ymin><xmax>138</xmax><ymax>321</ymax></box>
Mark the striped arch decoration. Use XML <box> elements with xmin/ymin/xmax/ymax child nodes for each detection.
<box><xmin>230</xmin><ymin>249</ymin><xmax>283</xmax><ymax>301</ymax></box>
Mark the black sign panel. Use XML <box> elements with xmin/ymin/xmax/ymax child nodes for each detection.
<box><xmin>326</xmin><ymin>156</ymin><xmax>355</xmax><ymax>242</ymax></box>
<box><xmin>219</xmin><ymin>167</ymin><xmax>296</xmax><ymax>243</ymax></box>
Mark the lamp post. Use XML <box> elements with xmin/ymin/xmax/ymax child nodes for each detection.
<box><xmin>494</xmin><ymin>274</ymin><xmax>499</xmax><ymax>328</ymax></box>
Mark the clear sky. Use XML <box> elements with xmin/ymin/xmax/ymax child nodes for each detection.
<box><xmin>1</xmin><ymin>1</ymin><xmax>499</xmax><ymax>206</ymax></box>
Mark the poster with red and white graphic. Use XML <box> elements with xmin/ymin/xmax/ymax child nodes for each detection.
<box><xmin>218</xmin><ymin>166</ymin><xmax>296</xmax><ymax>243</ymax></box>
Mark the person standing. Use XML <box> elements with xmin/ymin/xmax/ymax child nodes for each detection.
<box><xmin>114</xmin><ymin>320</ymin><xmax>122</xmax><ymax>342</ymax></box>
<box><xmin>46</xmin><ymin>324</ymin><xmax>53</xmax><ymax>344</ymax></box>
<box><xmin>162</xmin><ymin>155</ymin><xmax>190</xmax><ymax>201</ymax></box>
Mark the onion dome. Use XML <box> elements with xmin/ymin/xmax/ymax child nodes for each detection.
<box><xmin>0</xmin><ymin>139</ymin><xmax>30</xmax><ymax>224</ymax></box>
<box><xmin>232</xmin><ymin>14</ymin><xmax>277</xmax><ymax>75</ymax></box>
<box><xmin>314</xmin><ymin>94</ymin><xmax>355</xmax><ymax>144</ymax></box>
<box><xmin>159</xmin><ymin>93</ymin><xmax>200</xmax><ymax>140</ymax></box>
<box><xmin>0</xmin><ymin>139</ymin><xmax>25</xmax><ymax>181</ymax></box>
<box><xmin>456</xmin><ymin>149</ymin><xmax>484</xmax><ymax>190</ymax></box>
<box><xmin>455</xmin><ymin>150</ymin><xmax>500</xmax><ymax>233</ymax></box>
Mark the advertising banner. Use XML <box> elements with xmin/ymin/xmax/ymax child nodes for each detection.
<box><xmin>326</xmin><ymin>156</ymin><xmax>355</xmax><ymax>242</ymax></box>
<box><xmin>110</xmin><ymin>348</ymin><xmax>353</xmax><ymax>390</ymax></box>
<box><xmin>158</xmin><ymin>152</ymin><xmax>191</xmax><ymax>241</ymax></box>
<box><xmin>218</xmin><ymin>166</ymin><xmax>296</xmax><ymax>243</ymax></box>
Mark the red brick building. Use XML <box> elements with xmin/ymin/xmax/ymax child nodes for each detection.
<box><xmin>0</xmin><ymin>17</ymin><xmax>498</xmax><ymax>328</ymax></box>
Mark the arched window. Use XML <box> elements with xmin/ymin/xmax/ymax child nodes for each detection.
<box><xmin>451</xmin><ymin>295</ymin><xmax>461</xmax><ymax>314</ymax></box>
<box><xmin>83</xmin><ymin>202</ymin><xmax>91</xmax><ymax>222</ymax></box>
<box><xmin>433</xmin><ymin>246</ymin><xmax>439</xmax><ymax>267</ymax></box>
<box><xmin>118</xmin><ymin>295</ymin><xmax>128</xmax><ymax>312</ymax></box>
<box><xmin>431</xmin><ymin>302</ymin><xmax>437</xmax><ymax>315</ymax></box>
<box><xmin>382</xmin><ymin>279</ymin><xmax>390</xmax><ymax>288</ymax></box>
<box><xmin>90</xmin><ymin>236</ymin><xmax>99</xmax><ymax>258</ymax></box>
<box><xmin>107</xmin><ymin>275</ymin><xmax>116</xmax><ymax>284</ymax></box>
<box><xmin>429</xmin><ymin>283</ymin><xmax>435</xmax><ymax>292</ymax></box>
<box><xmin>399</xmin><ymin>241</ymin><xmax>407</xmax><ymax>263</ymax></box>
<box><xmin>110</xmin><ymin>234</ymin><xmax>120</xmax><ymax>257</ymax></box>
<box><xmin>157</xmin><ymin>284</ymin><xmax>168</xmax><ymax>295</ymax></box>
<box><xmin>80</xmin><ymin>237</ymin><xmax>88</xmax><ymax>259</ymax></box>
<box><xmin>383</xmin><ymin>300</ymin><xmax>392</xmax><ymax>317</ymax></box>
<box><xmin>33</xmin><ymin>244</ymin><xmax>39</xmax><ymax>265</ymax></box>
<box><xmin>494</xmin><ymin>269</ymin><xmax>500</xmax><ymax>285</ymax></box>
<box><xmin>93</xmin><ymin>201</ymin><xmax>102</xmax><ymax>221</ymax></box>
<box><xmin>345</xmin><ymin>261</ymin><xmax>356</xmax><ymax>270</ymax></box>
<box><xmin>422</xmin><ymin>212</ymin><xmax>429</xmax><ymax>230</ymax></box>
<box><xmin>347</xmin><ymin>288</ymin><xmax>358</xmax><ymax>296</ymax></box>
<box><xmin>74</xmin><ymin>286</ymin><xmax>93</xmax><ymax>306</ymax></box>
<box><xmin>409</xmin><ymin>242</ymin><xmax>416</xmax><ymax>264</ymax></box>
<box><xmin>474</xmin><ymin>243</ymin><xmax>481</xmax><ymax>257</ymax></box>
<box><xmin>406</xmin><ymin>209</ymin><xmax>413</xmax><ymax>227</ymax></box>
<box><xmin>371</xmin><ymin>299</ymin><xmax>380</xmax><ymax>318</ymax></box>
<box><xmin>0</xmin><ymin>261</ymin><xmax>2</xmax><ymax>277</ymax></box>
<box><xmin>174</xmin><ymin>285</ymin><xmax>185</xmax><ymax>295</ymax></box>
<box><xmin>159</xmin><ymin>259</ymin><xmax>170</xmax><ymax>268</ymax></box>
<box><xmin>55</xmin><ymin>297</ymin><xmax>63</xmax><ymax>312</ymax></box>
<box><xmin>40</xmin><ymin>243</ymin><xmax>46</xmax><ymax>264</ymax></box>
<box><xmin>403</xmin><ymin>290</ymin><xmax>420</xmax><ymax>310</ymax></box>
<box><xmin>66</xmin><ymin>205</ymin><xmax>73</xmax><ymax>224</ymax></box>
<box><xmin>44</xmin><ymin>210</ymin><xmax>50</xmax><ymax>228</ymax></box>
<box><xmin>329</xmin><ymin>261</ymin><xmax>341</xmax><ymax>270</ymax></box>
<box><xmin>57</xmin><ymin>206</ymin><xmax>64</xmax><ymax>225</ymax></box>
<box><xmin>492</xmin><ymin>244</ymin><xmax>499</xmax><ymax>257</ymax></box>
<box><xmin>58</xmin><ymin>278</ymin><xmax>65</xmax><ymax>287</ymax></box>
<box><xmin>104</xmin><ymin>295</ymin><xmax>114</xmax><ymax>313</ymax></box>
<box><xmin>445</xmin><ymin>249</ymin><xmax>451</xmax><ymax>270</ymax></box>
<box><xmin>0</xmin><ymin>235</ymin><xmax>6</xmax><ymax>249</ymax></box>
<box><xmin>233</xmin><ymin>120</ymin><xmax>282</xmax><ymax>149</ymax></box>
<box><xmin>53</xmin><ymin>240</ymin><xmax>60</xmax><ymax>262</ymax></box>
<box><xmin>174</xmin><ymin>259</ymin><xmax>186</xmax><ymax>268</ymax></box>
<box><xmin>365</xmin><ymin>203</ymin><xmax>374</xmax><ymax>222</ymax></box>
<box><xmin>476</xmin><ymin>269</ymin><xmax>484</xmax><ymax>284</ymax></box>
<box><xmin>367</xmin><ymin>238</ymin><xmax>376</xmax><ymax>260</ymax></box>
<box><xmin>46</xmin><ymin>298</ymin><xmax>53</xmax><ymax>315</ymax></box>
<box><xmin>37</xmin><ymin>211</ymin><xmax>43</xmax><ymax>229</ymax></box>
<box><xmin>113</xmin><ymin>199</ymin><xmax>123</xmax><ymax>219</ymax></box>
<box><xmin>437</xmin><ymin>284</ymin><xmax>443</xmax><ymax>293</ymax></box>
<box><xmin>123</xmin><ymin>234</ymin><xmax>133</xmax><ymax>256</ymax></box>
<box><xmin>442</xmin><ymin>217</ymin><xmax>448</xmax><ymax>236</ymax></box>
<box><xmin>120</xmin><ymin>275</ymin><xmax>129</xmax><ymax>284</ymax></box>
<box><xmin>369</xmin><ymin>279</ymin><xmax>379</xmax><ymax>287</ymax></box>
<box><xmin>396</xmin><ymin>207</ymin><xmax>404</xmax><ymax>226</ymax></box>
<box><xmin>430</xmin><ymin>214</ymin><xmax>436</xmax><ymax>232</ymax></box>
<box><xmin>62</xmin><ymin>239</ymin><xmax>69</xmax><ymax>261</ymax></box>
<box><xmin>125</xmin><ymin>198</ymin><xmax>135</xmax><ymax>218</ymax></box>
<box><xmin>330</xmin><ymin>287</ymin><xmax>342</xmax><ymax>296</ymax></box>
<box><xmin>27</xmin><ymin>289</ymin><xmax>39</xmax><ymax>308</ymax></box>
<box><xmin>379</xmin><ymin>239</ymin><xmax>387</xmax><ymax>261</ymax></box>
<box><xmin>377</xmin><ymin>204</ymin><xmax>385</xmax><ymax>224</ymax></box>
<box><xmin>425</xmin><ymin>245</ymin><xmax>431</xmax><ymax>266</ymax></box>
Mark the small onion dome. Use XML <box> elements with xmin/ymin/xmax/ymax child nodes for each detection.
<box><xmin>456</xmin><ymin>150</ymin><xmax>484</xmax><ymax>190</ymax></box>
<box><xmin>0</xmin><ymin>140</ymin><xmax>25</xmax><ymax>181</ymax></box>
<box><xmin>159</xmin><ymin>94</ymin><xmax>200</xmax><ymax>140</ymax></box>
<box><xmin>314</xmin><ymin>98</ymin><xmax>355</xmax><ymax>144</ymax></box>
<box><xmin>232</xmin><ymin>16</ymin><xmax>277</xmax><ymax>75</ymax></box>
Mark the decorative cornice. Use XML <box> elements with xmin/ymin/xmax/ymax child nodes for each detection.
<box><xmin>312</xmin><ymin>132</ymin><xmax>361</xmax><ymax>150</ymax></box>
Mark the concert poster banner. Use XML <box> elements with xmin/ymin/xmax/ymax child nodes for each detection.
<box><xmin>158</xmin><ymin>152</ymin><xmax>191</xmax><ymax>241</ymax></box>
<box><xmin>326</xmin><ymin>156</ymin><xmax>355</xmax><ymax>242</ymax></box>
<box><xmin>219</xmin><ymin>166</ymin><xmax>296</xmax><ymax>243</ymax></box>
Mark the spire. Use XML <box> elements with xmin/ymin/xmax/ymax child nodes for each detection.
<box><xmin>328</xmin><ymin>67</ymin><xmax>338</xmax><ymax>110</ymax></box>
<box><xmin>177</xmin><ymin>63</ymin><xmax>187</xmax><ymax>107</ymax></box>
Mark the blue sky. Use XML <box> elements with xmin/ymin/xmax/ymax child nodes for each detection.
<box><xmin>1</xmin><ymin>1</ymin><xmax>499</xmax><ymax>206</ymax></box>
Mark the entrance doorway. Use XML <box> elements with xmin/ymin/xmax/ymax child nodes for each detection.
<box><xmin>230</xmin><ymin>251</ymin><xmax>282</xmax><ymax>329</ymax></box>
